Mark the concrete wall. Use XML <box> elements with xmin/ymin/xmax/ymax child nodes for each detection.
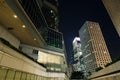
<box><xmin>91</xmin><ymin>73</ymin><xmax>120</xmax><ymax>80</ymax></box>
<box><xmin>0</xmin><ymin>25</ymin><xmax>66</xmax><ymax>78</ymax></box>
<box><xmin>102</xmin><ymin>0</ymin><xmax>120</xmax><ymax>36</ymax></box>
<box><xmin>89</xmin><ymin>60</ymin><xmax>120</xmax><ymax>80</ymax></box>
<box><xmin>20</xmin><ymin>44</ymin><xmax>38</xmax><ymax>60</ymax></box>
<box><xmin>0</xmin><ymin>25</ymin><xmax>20</xmax><ymax>48</ymax></box>
<box><xmin>0</xmin><ymin>42</ymin><xmax>46</xmax><ymax>76</ymax></box>
<box><xmin>0</xmin><ymin>42</ymin><xmax>66</xmax><ymax>78</ymax></box>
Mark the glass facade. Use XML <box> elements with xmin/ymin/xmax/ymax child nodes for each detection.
<box><xmin>44</xmin><ymin>28</ymin><xmax>63</xmax><ymax>49</ymax></box>
<box><xmin>18</xmin><ymin>0</ymin><xmax>46</xmax><ymax>29</ymax></box>
<box><xmin>38</xmin><ymin>51</ymin><xmax>65</xmax><ymax>72</ymax></box>
<box><xmin>18</xmin><ymin>0</ymin><xmax>63</xmax><ymax>49</ymax></box>
<box><xmin>18</xmin><ymin>0</ymin><xmax>48</xmax><ymax>43</ymax></box>
<box><xmin>41</xmin><ymin>0</ymin><xmax>62</xmax><ymax>49</ymax></box>
<box><xmin>79</xmin><ymin>22</ymin><xmax>97</xmax><ymax>72</ymax></box>
<box><xmin>42</xmin><ymin>7</ymin><xmax>58</xmax><ymax>30</ymax></box>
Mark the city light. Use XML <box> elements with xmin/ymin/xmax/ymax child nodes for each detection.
<box><xmin>13</xmin><ymin>15</ymin><xmax>17</xmax><ymax>18</ymax></box>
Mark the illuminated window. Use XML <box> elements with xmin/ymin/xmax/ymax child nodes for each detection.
<box><xmin>55</xmin><ymin>68</ymin><xmax>61</xmax><ymax>71</ymax></box>
<box><xmin>104</xmin><ymin>51</ymin><xmax>107</xmax><ymax>53</ymax></box>
<box><xmin>99</xmin><ymin>43</ymin><xmax>102</xmax><ymax>46</ymax></box>
<box><xmin>38</xmin><ymin>51</ymin><xmax>61</xmax><ymax>64</ymax></box>
<box><xmin>50</xmin><ymin>67</ymin><xmax>54</xmax><ymax>70</ymax></box>
<box><xmin>90</xmin><ymin>26</ymin><xmax>93</xmax><ymax>28</ymax></box>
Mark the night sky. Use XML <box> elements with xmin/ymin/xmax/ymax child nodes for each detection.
<box><xmin>58</xmin><ymin>0</ymin><xmax>120</xmax><ymax>63</ymax></box>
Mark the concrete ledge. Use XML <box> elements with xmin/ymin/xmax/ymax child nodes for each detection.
<box><xmin>0</xmin><ymin>42</ymin><xmax>66</xmax><ymax>78</ymax></box>
<box><xmin>89</xmin><ymin>60</ymin><xmax>120</xmax><ymax>79</ymax></box>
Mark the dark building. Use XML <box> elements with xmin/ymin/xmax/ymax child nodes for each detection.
<box><xmin>18</xmin><ymin>0</ymin><xmax>63</xmax><ymax>52</ymax></box>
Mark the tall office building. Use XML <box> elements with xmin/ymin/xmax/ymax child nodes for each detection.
<box><xmin>0</xmin><ymin>0</ymin><xmax>67</xmax><ymax>80</ymax></box>
<box><xmin>72</xmin><ymin>37</ymin><xmax>84</xmax><ymax>71</ymax></box>
<box><xmin>79</xmin><ymin>21</ymin><xmax>112</xmax><ymax>73</ymax></box>
<box><xmin>17</xmin><ymin>0</ymin><xmax>63</xmax><ymax>52</ymax></box>
<box><xmin>102</xmin><ymin>0</ymin><xmax>120</xmax><ymax>37</ymax></box>
<box><xmin>41</xmin><ymin>0</ymin><xmax>63</xmax><ymax>51</ymax></box>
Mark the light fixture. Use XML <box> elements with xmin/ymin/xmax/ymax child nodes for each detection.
<box><xmin>22</xmin><ymin>25</ymin><xmax>25</xmax><ymax>28</ymax></box>
<box><xmin>50</xmin><ymin>10</ymin><xmax>53</xmax><ymax>13</ymax></box>
<box><xmin>13</xmin><ymin>15</ymin><xmax>17</xmax><ymax>18</ymax></box>
<box><xmin>99</xmin><ymin>43</ymin><xmax>102</xmax><ymax>46</ymax></box>
<box><xmin>90</xmin><ymin>26</ymin><xmax>93</xmax><ymax>28</ymax></box>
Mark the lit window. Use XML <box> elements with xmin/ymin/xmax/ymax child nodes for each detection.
<box><xmin>34</xmin><ymin>38</ymin><xmax>36</xmax><ymax>40</ymax></box>
<box><xmin>104</xmin><ymin>51</ymin><xmax>107</xmax><ymax>53</ymax></box>
<box><xmin>38</xmin><ymin>51</ymin><xmax>61</xmax><ymax>64</ymax></box>
<box><xmin>90</xmin><ymin>26</ymin><xmax>93</xmax><ymax>28</ymax></box>
<box><xmin>50</xmin><ymin>67</ymin><xmax>54</xmax><ymax>70</ymax></box>
<box><xmin>55</xmin><ymin>68</ymin><xmax>61</xmax><ymax>71</ymax></box>
<box><xmin>99</xmin><ymin>44</ymin><xmax>102</xmax><ymax>46</ymax></box>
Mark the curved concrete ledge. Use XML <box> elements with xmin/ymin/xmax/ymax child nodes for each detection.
<box><xmin>89</xmin><ymin>60</ymin><xmax>120</xmax><ymax>80</ymax></box>
<box><xmin>0</xmin><ymin>42</ymin><xmax>66</xmax><ymax>78</ymax></box>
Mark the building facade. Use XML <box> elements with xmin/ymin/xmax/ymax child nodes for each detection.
<box><xmin>0</xmin><ymin>0</ymin><xmax>67</xmax><ymax>80</ymax></box>
<box><xmin>18</xmin><ymin>0</ymin><xmax>63</xmax><ymax>52</ymax></box>
<box><xmin>79</xmin><ymin>21</ymin><xmax>112</xmax><ymax>73</ymax></box>
<box><xmin>102</xmin><ymin>0</ymin><xmax>120</xmax><ymax>37</ymax></box>
<box><xmin>72</xmin><ymin>37</ymin><xmax>84</xmax><ymax>71</ymax></box>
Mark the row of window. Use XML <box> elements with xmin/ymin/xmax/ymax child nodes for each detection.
<box><xmin>96</xmin><ymin>56</ymin><xmax>110</xmax><ymax>62</ymax></box>
<box><xmin>88</xmin><ymin>25</ymin><xmax>109</xmax><ymax>55</ymax></box>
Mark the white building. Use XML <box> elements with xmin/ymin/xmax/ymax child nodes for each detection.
<box><xmin>72</xmin><ymin>37</ymin><xmax>84</xmax><ymax>71</ymax></box>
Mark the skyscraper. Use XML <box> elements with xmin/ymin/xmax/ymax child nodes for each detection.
<box><xmin>17</xmin><ymin>0</ymin><xmax>63</xmax><ymax>52</ymax></box>
<box><xmin>72</xmin><ymin>37</ymin><xmax>83</xmax><ymax>71</ymax></box>
<box><xmin>0</xmin><ymin>0</ymin><xmax>67</xmax><ymax>80</ymax></box>
<box><xmin>102</xmin><ymin>0</ymin><xmax>120</xmax><ymax>37</ymax></box>
<box><xmin>79</xmin><ymin>21</ymin><xmax>112</xmax><ymax>73</ymax></box>
<box><xmin>41</xmin><ymin>0</ymin><xmax>63</xmax><ymax>51</ymax></box>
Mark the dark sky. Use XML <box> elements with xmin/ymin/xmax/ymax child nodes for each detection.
<box><xmin>58</xmin><ymin>0</ymin><xmax>120</xmax><ymax>63</ymax></box>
